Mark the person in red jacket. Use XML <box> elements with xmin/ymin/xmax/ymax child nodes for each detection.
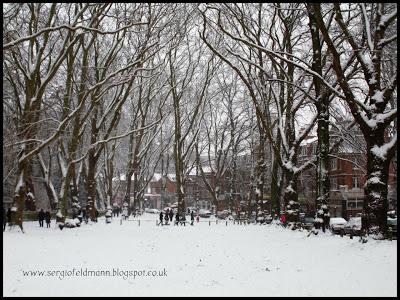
<box><xmin>280</xmin><ymin>213</ymin><xmax>286</xmax><ymax>226</ymax></box>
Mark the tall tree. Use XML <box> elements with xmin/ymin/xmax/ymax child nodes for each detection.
<box><xmin>312</xmin><ymin>3</ymin><xmax>397</xmax><ymax>238</ymax></box>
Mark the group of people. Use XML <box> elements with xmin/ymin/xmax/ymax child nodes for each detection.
<box><xmin>158</xmin><ymin>209</ymin><xmax>196</xmax><ymax>226</ymax></box>
<box><xmin>112</xmin><ymin>206</ymin><xmax>122</xmax><ymax>217</ymax></box>
<box><xmin>37</xmin><ymin>209</ymin><xmax>52</xmax><ymax>228</ymax></box>
<box><xmin>79</xmin><ymin>206</ymin><xmax>99</xmax><ymax>223</ymax></box>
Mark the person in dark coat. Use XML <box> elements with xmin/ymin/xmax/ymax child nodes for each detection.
<box><xmin>7</xmin><ymin>208</ymin><xmax>12</xmax><ymax>226</ymax></box>
<box><xmin>175</xmin><ymin>212</ymin><xmax>180</xmax><ymax>226</ymax></box>
<box><xmin>190</xmin><ymin>210</ymin><xmax>194</xmax><ymax>225</ymax></box>
<box><xmin>169</xmin><ymin>209</ymin><xmax>174</xmax><ymax>223</ymax></box>
<box><xmin>38</xmin><ymin>209</ymin><xmax>45</xmax><ymax>227</ymax></box>
<box><xmin>45</xmin><ymin>211</ymin><xmax>51</xmax><ymax>228</ymax></box>
<box><xmin>3</xmin><ymin>207</ymin><xmax>6</xmax><ymax>231</ymax></box>
<box><xmin>159</xmin><ymin>211</ymin><xmax>164</xmax><ymax>226</ymax></box>
<box><xmin>164</xmin><ymin>212</ymin><xmax>169</xmax><ymax>224</ymax></box>
<box><xmin>82</xmin><ymin>209</ymin><xmax>88</xmax><ymax>224</ymax></box>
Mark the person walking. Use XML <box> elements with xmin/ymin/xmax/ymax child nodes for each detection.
<box><xmin>159</xmin><ymin>211</ymin><xmax>164</xmax><ymax>226</ymax></box>
<box><xmin>169</xmin><ymin>209</ymin><xmax>174</xmax><ymax>223</ymax></box>
<box><xmin>7</xmin><ymin>208</ymin><xmax>12</xmax><ymax>228</ymax></box>
<box><xmin>280</xmin><ymin>213</ymin><xmax>286</xmax><ymax>227</ymax></box>
<box><xmin>82</xmin><ymin>208</ymin><xmax>88</xmax><ymax>224</ymax></box>
<box><xmin>45</xmin><ymin>211</ymin><xmax>51</xmax><ymax>228</ymax></box>
<box><xmin>3</xmin><ymin>207</ymin><xmax>6</xmax><ymax>231</ymax></box>
<box><xmin>38</xmin><ymin>209</ymin><xmax>45</xmax><ymax>227</ymax></box>
<box><xmin>164</xmin><ymin>212</ymin><xmax>169</xmax><ymax>225</ymax></box>
<box><xmin>175</xmin><ymin>212</ymin><xmax>180</xmax><ymax>226</ymax></box>
<box><xmin>190</xmin><ymin>210</ymin><xmax>195</xmax><ymax>225</ymax></box>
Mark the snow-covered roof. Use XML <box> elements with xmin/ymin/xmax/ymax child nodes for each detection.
<box><xmin>300</xmin><ymin>136</ymin><xmax>317</xmax><ymax>146</ymax></box>
<box><xmin>151</xmin><ymin>173</ymin><xmax>176</xmax><ymax>182</ymax></box>
<box><xmin>144</xmin><ymin>193</ymin><xmax>160</xmax><ymax>197</ymax></box>
<box><xmin>188</xmin><ymin>166</ymin><xmax>213</xmax><ymax>176</ymax></box>
<box><xmin>112</xmin><ymin>173</ymin><xmax>177</xmax><ymax>182</ymax></box>
<box><xmin>329</xmin><ymin>217</ymin><xmax>347</xmax><ymax>225</ymax></box>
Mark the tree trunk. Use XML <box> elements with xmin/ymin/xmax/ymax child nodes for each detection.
<box><xmin>363</xmin><ymin>131</ymin><xmax>391</xmax><ymax>238</ymax></box>
<box><xmin>283</xmin><ymin>170</ymin><xmax>299</xmax><ymax>223</ymax></box>
<box><xmin>86</xmin><ymin>151</ymin><xmax>98</xmax><ymax>221</ymax></box>
<box><xmin>308</xmin><ymin>5</ymin><xmax>330</xmax><ymax>230</ymax></box>
<box><xmin>270</xmin><ymin>136</ymin><xmax>282</xmax><ymax>216</ymax></box>
<box><xmin>255</xmin><ymin>128</ymin><xmax>266</xmax><ymax>220</ymax></box>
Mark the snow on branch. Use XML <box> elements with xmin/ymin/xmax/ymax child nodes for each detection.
<box><xmin>213</xmin><ymin>16</ymin><xmax>346</xmax><ymax>100</ymax></box>
<box><xmin>360</xmin><ymin>4</ymin><xmax>374</xmax><ymax>52</ymax></box>
<box><xmin>378</xmin><ymin>34</ymin><xmax>397</xmax><ymax>47</ymax></box>
<box><xmin>3</xmin><ymin>22</ymin><xmax>148</xmax><ymax>51</ymax></box>
<box><xmin>370</xmin><ymin>132</ymin><xmax>397</xmax><ymax>160</ymax></box>
<box><xmin>294</xmin><ymin>114</ymin><xmax>318</xmax><ymax>148</ymax></box>
<box><xmin>378</xmin><ymin>8</ymin><xmax>397</xmax><ymax>28</ymax></box>
<box><xmin>72</xmin><ymin>118</ymin><xmax>162</xmax><ymax>164</ymax></box>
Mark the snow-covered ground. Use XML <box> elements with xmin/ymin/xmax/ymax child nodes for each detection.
<box><xmin>3</xmin><ymin>213</ymin><xmax>397</xmax><ymax>297</ymax></box>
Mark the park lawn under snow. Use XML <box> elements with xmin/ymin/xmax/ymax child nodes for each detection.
<box><xmin>3</xmin><ymin>213</ymin><xmax>397</xmax><ymax>297</ymax></box>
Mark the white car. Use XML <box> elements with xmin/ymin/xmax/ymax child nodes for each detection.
<box><xmin>329</xmin><ymin>217</ymin><xmax>347</xmax><ymax>234</ymax></box>
<box><xmin>199</xmin><ymin>209</ymin><xmax>212</xmax><ymax>218</ymax></box>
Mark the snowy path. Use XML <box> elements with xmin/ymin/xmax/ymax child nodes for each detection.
<box><xmin>3</xmin><ymin>214</ymin><xmax>397</xmax><ymax>297</ymax></box>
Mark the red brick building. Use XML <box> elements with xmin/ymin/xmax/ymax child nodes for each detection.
<box><xmin>298</xmin><ymin>121</ymin><xmax>397</xmax><ymax>219</ymax></box>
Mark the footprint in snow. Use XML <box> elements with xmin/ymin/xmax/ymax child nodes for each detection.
<box><xmin>205</xmin><ymin>280</ymin><xmax>220</xmax><ymax>286</ymax></box>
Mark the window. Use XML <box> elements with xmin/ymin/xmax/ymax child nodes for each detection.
<box><xmin>331</xmin><ymin>158</ymin><xmax>337</xmax><ymax>170</ymax></box>
<box><xmin>330</xmin><ymin>178</ymin><xmax>338</xmax><ymax>190</ymax></box>
<box><xmin>312</xmin><ymin>143</ymin><xmax>317</xmax><ymax>155</ymax></box>
<box><xmin>347</xmin><ymin>201</ymin><xmax>356</xmax><ymax>209</ymax></box>
<box><xmin>301</xmin><ymin>146</ymin><xmax>307</xmax><ymax>156</ymax></box>
<box><xmin>353</xmin><ymin>157</ymin><xmax>360</xmax><ymax>170</ymax></box>
<box><xmin>352</xmin><ymin>177</ymin><xmax>360</xmax><ymax>189</ymax></box>
<box><xmin>348</xmin><ymin>199</ymin><xmax>363</xmax><ymax>209</ymax></box>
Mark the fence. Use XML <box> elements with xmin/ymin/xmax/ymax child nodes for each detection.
<box><xmin>119</xmin><ymin>217</ymin><xmax>257</xmax><ymax>227</ymax></box>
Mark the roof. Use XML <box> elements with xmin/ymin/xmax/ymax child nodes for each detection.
<box><xmin>300</xmin><ymin>136</ymin><xmax>318</xmax><ymax>146</ymax></box>
<box><xmin>112</xmin><ymin>173</ymin><xmax>177</xmax><ymax>182</ymax></box>
<box><xmin>188</xmin><ymin>166</ymin><xmax>213</xmax><ymax>176</ymax></box>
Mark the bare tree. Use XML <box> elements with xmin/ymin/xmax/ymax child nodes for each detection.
<box><xmin>312</xmin><ymin>3</ymin><xmax>397</xmax><ymax>237</ymax></box>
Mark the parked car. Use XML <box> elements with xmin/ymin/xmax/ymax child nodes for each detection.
<box><xmin>329</xmin><ymin>217</ymin><xmax>347</xmax><ymax>234</ymax></box>
<box><xmin>186</xmin><ymin>207</ymin><xmax>197</xmax><ymax>215</ymax></box>
<box><xmin>199</xmin><ymin>209</ymin><xmax>212</xmax><ymax>218</ymax></box>
<box><xmin>264</xmin><ymin>214</ymin><xmax>273</xmax><ymax>224</ymax></box>
<box><xmin>216</xmin><ymin>210</ymin><xmax>230</xmax><ymax>219</ymax></box>
<box><xmin>299</xmin><ymin>212</ymin><xmax>306</xmax><ymax>222</ymax></box>
<box><xmin>236</xmin><ymin>211</ymin><xmax>247</xmax><ymax>221</ymax></box>
<box><xmin>387</xmin><ymin>217</ymin><xmax>397</xmax><ymax>239</ymax></box>
<box><xmin>387</xmin><ymin>210</ymin><xmax>396</xmax><ymax>219</ymax></box>
<box><xmin>256</xmin><ymin>215</ymin><xmax>265</xmax><ymax>223</ymax></box>
<box><xmin>301</xmin><ymin>217</ymin><xmax>315</xmax><ymax>230</ymax></box>
<box><xmin>344</xmin><ymin>217</ymin><xmax>362</xmax><ymax>236</ymax></box>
